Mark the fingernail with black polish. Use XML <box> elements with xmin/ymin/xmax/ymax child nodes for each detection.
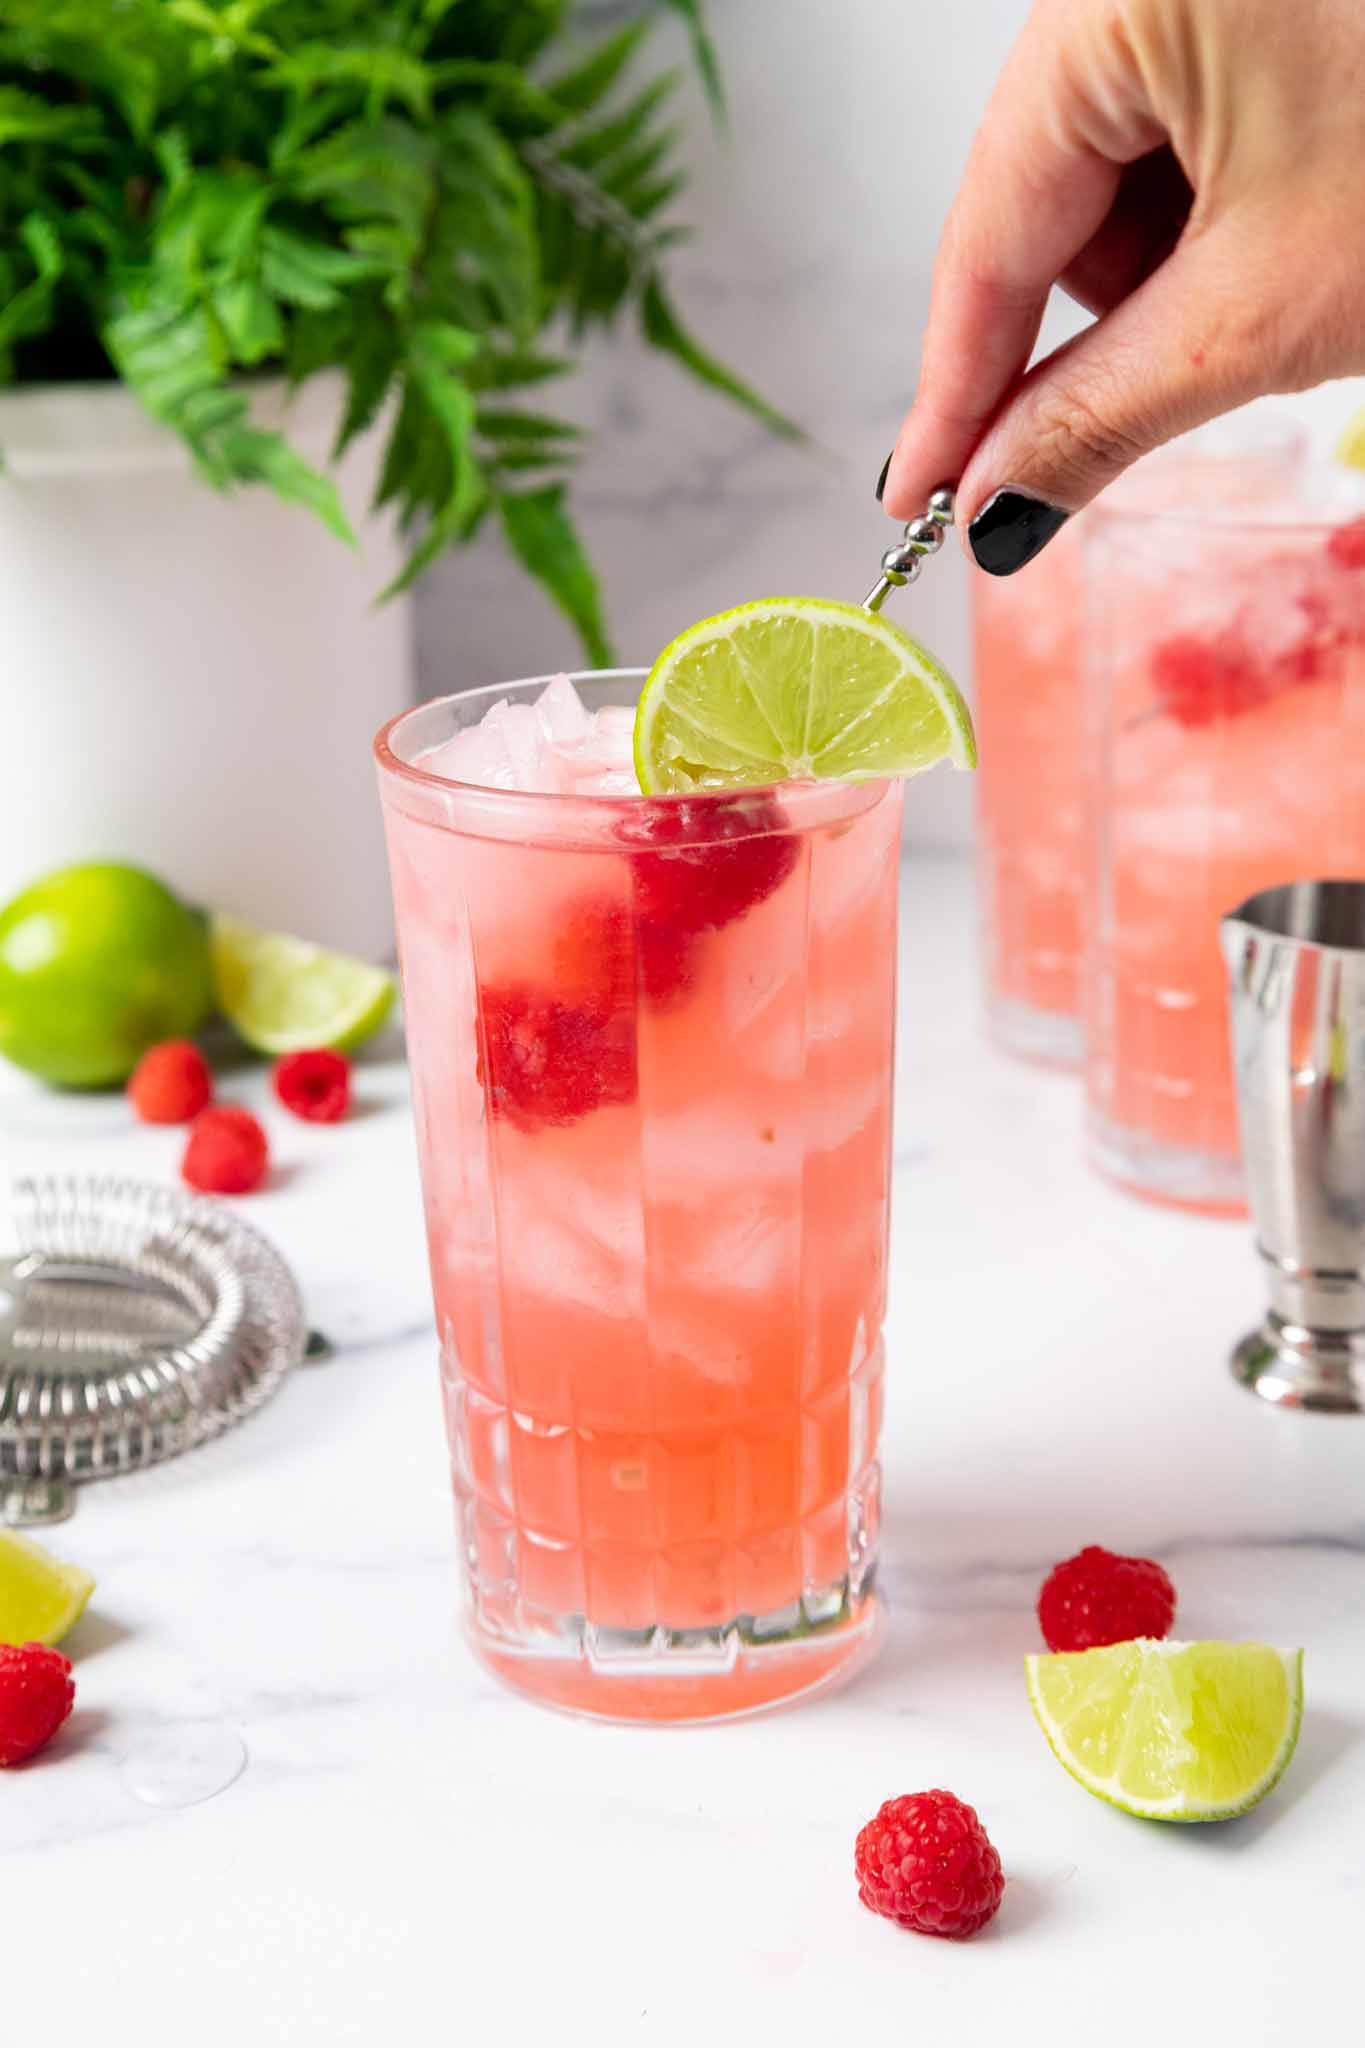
<box><xmin>875</xmin><ymin>452</ymin><xmax>892</xmax><ymax>503</ymax></box>
<box><xmin>967</xmin><ymin>489</ymin><xmax>1070</xmax><ymax>576</ymax></box>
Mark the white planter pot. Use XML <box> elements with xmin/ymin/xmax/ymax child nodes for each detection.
<box><xmin>0</xmin><ymin>376</ymin><xmax>414</xmax><ymax>961</ymax></box>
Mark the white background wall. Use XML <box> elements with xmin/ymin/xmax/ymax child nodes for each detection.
<box><xmin>415</xmin><ymin>0</ymin><xmax>1363</xmax><ymax>847</ymax></box>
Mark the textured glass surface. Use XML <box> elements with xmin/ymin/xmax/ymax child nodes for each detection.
<box><xmin>974</xmin><ymin>424</ymin><xmax>1309</xmax><ymax>1076</ymax></box>
<box><xmin>377</xmin><ymin>675</ymin><xmax>899</xmax><ymax>1719</ymax></box>
<box><xmin>973</xmin><ymin>518</ymin><xmax>1087</xmax><ymax>1067</ymax></box>
<box><xmin>1084</xmin><ymin>511</ymin><xmax>1365</xmax><ymax>1213</ymax></box>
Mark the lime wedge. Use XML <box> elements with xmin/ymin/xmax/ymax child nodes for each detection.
<box><xmin>1026</xmin><ymin>1639</ymin><xmax>1303</xmax><ymax>1823</ymax></box>
<box><xmin>1336</xmin><ymin>405</ymin><xmax>1365</xmax><ymax>470</ymax></box>
<box><xmin>633</xmin><ymin>596</ymin><xmax>976</xmax><ymax>794</ymax></box>
<box><xmin>0</xmin><ymin>1529</ymin><xmax>95</xmax><ymax>1648</ymax></box>
<box><xmin>210</xmin><ymin>915</ymin><xmax>395</xmax><ymax>1056</ymax></box>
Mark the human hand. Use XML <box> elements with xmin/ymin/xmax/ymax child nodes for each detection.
<box><xmin>880</xmin><ymin>0</ymin><xmax>1365</xmax><ymax>572</ymax></box>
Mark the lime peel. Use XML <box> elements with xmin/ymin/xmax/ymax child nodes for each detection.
<box><xmin>0</xmin><ymin>862</ymin><xmax>212</xmax><ymax>1088</ymax></box>
<box><xmin>634</xmin><ymin>596</ymin><xmax>976</xmax><ymax>795</ymax></box>
<box><xmin>1026</xmin><ymin>1638</ymin><xmax>1304</xmax><ymax>1823</ymax></box>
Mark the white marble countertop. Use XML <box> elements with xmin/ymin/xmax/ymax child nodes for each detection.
<box><xmin>3</xmin><ymin>853</ymin><xmax>1361</xmax><ymax>2046</ymax></box>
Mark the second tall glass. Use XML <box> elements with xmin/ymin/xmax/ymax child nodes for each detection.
<box><xmin>973</xmin><ymin>421</ymin><xmax>1307</xmax><ymax>1080</ymax></box>
<box><xmin>974</xmin><ymin>519</ymin><xmax>1088</xmax><ymax>1065</ymax></box>
<box><xmin>1085</xmin><ymin>489</ymin><xmax>1365</xmax><ymax>1211</ymax></box>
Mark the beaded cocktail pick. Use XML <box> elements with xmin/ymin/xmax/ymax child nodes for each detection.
<box><xmin>864</xmin><ymin>486</ymin><xmax>956</xmax><ymax>613</ymax></box>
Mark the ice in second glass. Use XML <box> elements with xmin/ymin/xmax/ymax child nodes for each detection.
<box><xmin>971</xmin><ymin>424</ymin><xmax>1307</xmax><ymax>1075</ymax></box>
<box><xmin>1086</xmin><ymin>482</ymin><xmax>1365</xmax><ymax>1211</ymax></box>
<box><xmin>376</xmin><ymin>675</ymin><xmax>901</xmax><ymax>1720</ymax></box>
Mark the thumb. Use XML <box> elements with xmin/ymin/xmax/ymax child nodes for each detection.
<box><xmin>959</xmin><ymin>228</ymin><xmax>1283</xmax><ymax>575</ymax></box>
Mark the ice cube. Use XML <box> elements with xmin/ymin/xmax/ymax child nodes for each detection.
<box><xmin>422</xmin><ymin>715</ymin><xmax>518</xmax><ymax>789</ymax></box>
<box><xmin>593</xmin><ymin>706</ymin><xmax>638</xmax><ymax>739</ymax></box>
<box><xmin>484</xmin><ymin>702</ymin><xmax>546</xmax><ymax>788</ymax></box>
<box><xmin>567</xmin><ymin>707</ymin><xmax>641</xmax><ymax>793</ymax></box>
<box><xmin>674</xmin><ymin>1193</ymin><xmax>790</xmax><ymax>1293</ymax></box>
<box><xmin>419</xmin><ymin>683</ymin><xmax>642</xmax><ymax>794</ymax></box>
<box><xmin>499</xmin><ymin>1161</ymin><xmax>640</xmax><ymax>1313</ymax></box>
<box><xmin>554</xmin><ymin>732</ymin><xmax>640</xmax><ymax>797</ymax></box>
<box><xmin>574</xmin><ymin>765</ymin><xmax>641</xmax><ymax>797</ymax></box>
<box><xmin>535</xmin><ymin>674</ymin><xmax>591</xmax><ymax>745</ymax></box>
<box><xmin>553</xmin><ymin>700</ymin><xmax>643</xmax><ymax>796</ymax></box>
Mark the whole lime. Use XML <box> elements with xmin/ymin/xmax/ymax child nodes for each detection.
<box><xmin>0</xmin><ymin>863</ymin><xmax>213</xmax><ymax>1088</ymax></box>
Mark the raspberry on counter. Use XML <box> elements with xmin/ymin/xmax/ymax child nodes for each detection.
<box><xmin>128</xmin><ymin>1040</ymin><xmax>213</xmax><ymax>1125</ymax></box>
<box><xmin>273</xmin><ymin>1048</ymin><xmax>351</xmax><ymax>1124</ymax></box>
<box><xmin>0</xmin><ymin>1643</ymin><xmax>76</xmax><ymax>1767</ymax></box>
<box><xmin>181</xmin><ymin>1105</ymin><xmax>270</xmax><ymax>1195</ymax></box>
<box><xmin>1037</xmin><ymin>1544</ymin><xmax>1177</xmax><ymax>1653</ymax></box>
<box><xmin>855</xmin><ymin>1789</ymin><xmax>1005</xmax><ymax>1939</ymax></box>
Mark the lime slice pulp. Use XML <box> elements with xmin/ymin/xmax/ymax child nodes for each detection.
<box><xmin>633</xmin><ymin>596</ymin><xmax>976</xmax><ymax>794</ymax></box>
<box><xmin>1026</xmin><ymin>1638</ymin><xmax>1304</xmax><ymax>1823</ymax></box>
<box><xmin>0</xmin><ymin>1529</ymin><xmax>95</xmax><ymax>1648</ymax></box>
<box><xmin>210</xmin><ymin>915</ymin><xmax>395</xmax><ymax>1056</ymax></box>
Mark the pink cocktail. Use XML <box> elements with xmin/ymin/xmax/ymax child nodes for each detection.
<box><xmin>1085</xmin><ymin>495</ymin><xmax>1365</xmax><ymax>1211</ymax></box>
<box><xmin>972</xmin><ymin>423</ymin><xmax>1307</xmax><ymax>1070</ymax></box>
<box><xmin>973</xmin><ymin>519</ymin><xmax>1087</xmax><ymax>1064</ymax></box>
<box><xmin>375</xmin><ymin>674</ymin><xmax>901</xmax><ymax>1720</ymax></box>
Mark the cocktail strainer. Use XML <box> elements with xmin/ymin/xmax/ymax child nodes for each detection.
<box><xmin>0</xmin><ymin>1175</ymin><xmax>306</xmax><ymax>1525</ymax></box>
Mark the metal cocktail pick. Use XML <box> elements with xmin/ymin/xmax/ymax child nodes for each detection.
<box><xmin>1222</xmin><ymin>882</ymin><xmax>1365</xmax><ymax>1412</ymax></box>
<box><xmin>863</xmin><ymin>486</ymin><xmax>956</xmax><ymax>612</ymax></box>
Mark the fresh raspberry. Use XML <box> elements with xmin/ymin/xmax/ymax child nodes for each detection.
<box><xmin>1327</xmin><ymin>515</ymin><xmax>1365</xmax><ymax>570</ymax></box>
<box><xmin>552</xmin><ymin>896</ymin><xmax>695</xmax><ymax>1013</ymax></box>
<box><xmin>636</xmin><ymin>917</ymin><xmax>696</xmax><ymax>1007</ymax></box>
<box><xmin>1037</xmin><ymin>1544</ymin><xmax>1176</xmax><ymax>1653</ymax></box>
<box><xmin>181</xmin><ymin>1105</ymin><xmax>270</xmax><ymax>1194</ymax></box>
<box><xmin>0</xmin><ymin>1643</ymin><xmax>75</xmax><ymax>1767</ymax></box>
<box><xmin>1276</xmin><ymin>587</ymin><xmax>1340</xmax><ymax>684</ymax></box>
<box><xmin>273</xmin><ymin>1048</ymin><xmax>351</xmax><ymax>1123</ymax></box>
<box><xmin>1149</xmin><ymin>609</ymin><xmax>1342</xmax><ymax>724</ymax></box>
<box><xmin>617</xmin><ymin>792</ymin><xmax>798</xmax><ymax>937</ymax></box>
<box><xmin>127</xmin><ymin>1040</ymin><xmax>212</xmax><ymax>1125</ymax></box>
<box><xmin>855</xmin><ymin>1790</ymin><xmax>1004</xmax><ymax>1939</ymax></box>
<box><xmin>477</xmin><ymin>985</ymin><xmax>636</xmax><ymax>1130</ymax></box>
<box><xmin>1149</xmin><ymin>632</ymin><xmax>1274</xmax><ymax>727</ymax></box>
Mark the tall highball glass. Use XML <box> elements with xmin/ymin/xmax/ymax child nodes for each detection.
<box><xmin>376</xmin><ymin>674</ymin><xmax>902</xmax><ymax>1720</ymax></box>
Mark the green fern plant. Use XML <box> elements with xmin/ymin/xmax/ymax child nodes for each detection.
<box><xmin>0</xmin><ymin>0</ymin><xmax>792</xmax><ymax>660</ymax></box>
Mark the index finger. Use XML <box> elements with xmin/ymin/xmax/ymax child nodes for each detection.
<box><xmin>881</xmin><ymin>8</ymin><xmax>1156</xmax><ymax>520</ymax></box>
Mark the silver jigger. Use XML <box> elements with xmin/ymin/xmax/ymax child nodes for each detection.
<box><xmin>1223</xmin><ymin>881</ymin><xmax>1365</xmax><ymax>1413</ymax></box>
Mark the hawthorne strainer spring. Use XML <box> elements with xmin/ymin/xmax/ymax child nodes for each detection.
<box><xmin>0</xmin><ymin>1175</ymin><xmax>306</xmax><ymax>1526</ymax></box>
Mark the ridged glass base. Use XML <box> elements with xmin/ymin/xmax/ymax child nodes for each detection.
<box><xmin>448</xmin><ymin>1332</ymin><xmax>887</xmax><ymax>1721</ymax></box>
<box><xmin>472</xmin><ymin>1587</ymin><xmax>885</xmax><ymax>1723</ymax></box>
<box><xmin>1088</xmin><ymin>1108</ymin><xmax>1246</xmax><ymax>1217</ymax></box>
